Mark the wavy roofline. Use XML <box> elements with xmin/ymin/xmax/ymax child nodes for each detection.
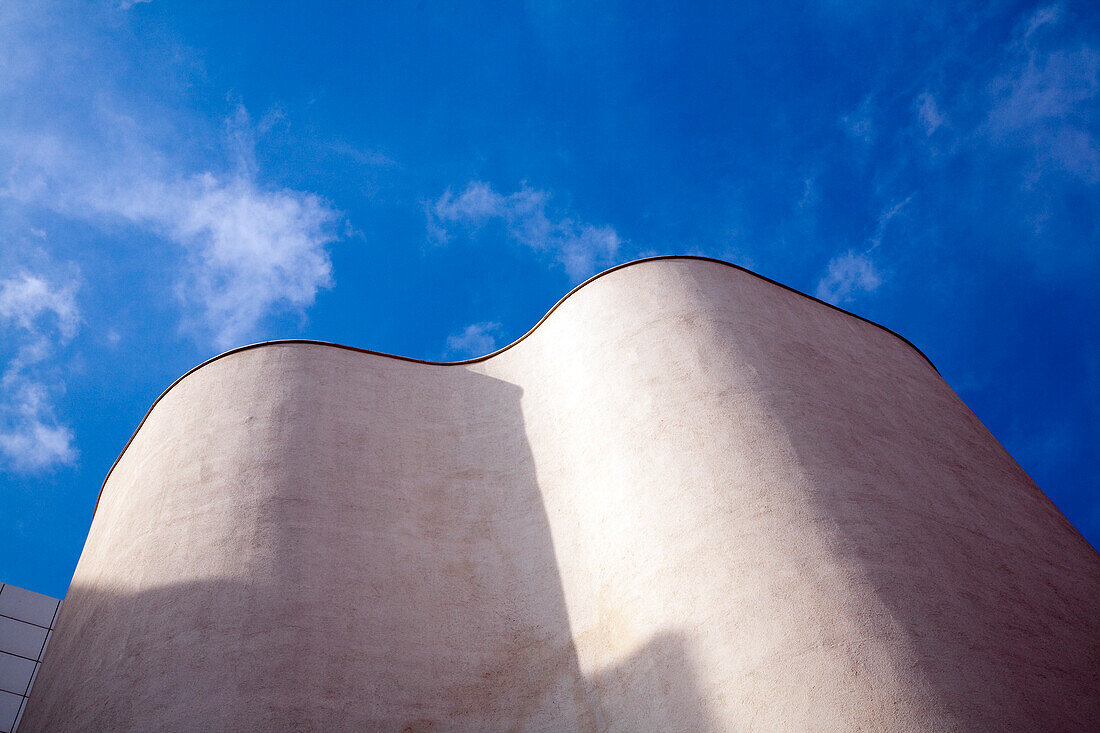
<box><xmin>84</xmin><ymin>255</ymin><xmax>936</xmax><ymax>529</ymax></box>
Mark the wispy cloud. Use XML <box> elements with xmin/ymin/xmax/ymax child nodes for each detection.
<box><xmin>867</xmin><ymin>196</ymin><xmax>913</xmax><ymax>251</ymax></box>
<box><xmin>444</xmin><ymin>321</ymin><xmax>503</xmax><ymax>359</ymax></box>
<box><xmin>97</xmin><ymin>165</ymin><xmax>340</xmax><ymax>349</ymax></box>
<box><xmin>0</xmin><ymin>269</ymin><xmax>80</xmax><ymax>472</ymax></box>
<box><xmin>176</xmin><ymin>174</ymin><xmax>338</xmax><ymax>348</ymax></box>
<box><xmin>984</xmin><ymin>5</ymin><xmax>1099</xmax><ymax>183</ymax></box>
<box><xmin>1024</xmin><ymin>3</ymin><xmax>1064</xmax><ymax>41</ymax></box>
<box><xmin>841</xmin><ymin>95</ymin><xmax>877</xmax><ymax>145</ymax></box>
<box><xmin>0</xmin><ymin>2</ymin><xmax>344</xmax><ymax>349</ymax></box>
<box><xmin>0</xmin><ymin>106</ymin><xmax>342</xmax><ymax>348</ymax></box>
<box><xmin>814</xmin><ymin>251</ymin><xmax>882</xmax><ymax>304</ymax></box>
<box><xmin>815</xmin><ymin>196</ymin><xmax>911</xmax><ymax>304</ymax></box>
<box><xmin>0</xmin><ymin>272</ymin><xmax>78</xmax><ymax>339</ymax></box>
<box><xmin>427</xmin><ymin>181</ymin><xmax>621</xmax><ymax>280</ymax></box>
<box><xmin>916</xmin><ymin>92</ymin><xmax>946</xmax><ymax>136</ymax></box>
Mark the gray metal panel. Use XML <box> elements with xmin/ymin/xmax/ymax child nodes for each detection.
<box><xmin>0</xmin><ymin>620</ymin><xmax>45</xmax><ymax>663</ymax></box>
<box><xmin>0</xmin><ymin>689</ymin><xmax>21</xmax><ymax>733</ymax></box>
<box><xmin>0</xmin><ymin>653</ymin><xmax>34</xmax><ymax>697</ymax></box>
<box><xmin>0</xmin><ymin>588</ymin><xmax>58</xmax><ymax>630</ymax></box>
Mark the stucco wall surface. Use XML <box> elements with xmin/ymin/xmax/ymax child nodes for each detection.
<box><xmin>21</xmin><ymin>258</ymin><xmax>1100</xmax><ymax>731</ymax></box>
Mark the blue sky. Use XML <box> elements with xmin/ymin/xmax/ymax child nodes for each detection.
<box><xmin>1</xmin><ymin>1</ymin><xmax>1097</xmax><ymax>597</ymax></box>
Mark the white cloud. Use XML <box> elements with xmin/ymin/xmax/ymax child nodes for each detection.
<box><xmin>867</xmin><ymin>196</ymin><xmax>912</xmax><ymax>251</ymax></box>
<box><xmin>1024</xmin><ymin>4</ymin><xmax>1063</xmax><ymax>41</ymax></box>
<box><xmin>985</xmin><ymin>8</ymin><xmax>1099</xmax><ymax>183</ymax></box>
<box><xmin>916</xmin><ymin>92</ymin><xmax>945</xmax><ymax>136</ymax></box>
<box><xmin>427</xmin><ymin>182</ymin><xmax>621</xmax><ymax>281</ymax></box>
<box><xmin>0</xmin><ymin>272</ymin><xmax>79</xmax><ymax>339</ymax></box>
<box><xmin>0</xmin><ymin>269</ymin><xmax>80</xmax><ymax>472</ymax></box>
<box><xmin>0</xmin><ymin>4</ymin><xmax>344</xmax><ymax>348</ymax></box>
<box><xmin>0</xmin><ymin>380</ymin><xmax>78</xmax><ymax>472</ymax></box>
<box><xmin>797</xmin><ymin>176</ymin><xmax>819</xmax><ymax>212</ymax></box>
<box><xmin>815</xmin><ymin>196</ymin><xmax>909</xmax><ymax>305</ymax></box>
<box><xmin>445</xmin><ymin>321</ymin><xmax>503</xmax><ymax>359</ymax></box>
<box><xmin>0</xmin><ymin>0</ymin><xmax>348</xmax><ymax>476</ymax></box>
<box><xmin>430</xmin><ymin>181</ymin><xmax>513</xmax><ymax>225</ymax></box>
<box><xmin>93</xmin><ymin>170</ymin><xmax>340</xmax><ymax>348</ymax></box>
<box><xmin>841</xmin><ymin>95</ymin><xmax>876</xmax><ymax>144</ymax></box>
<box><xmin>814</xmin><ymin>251</ymin><xmax>882</xmax><ymax>304</ymax></box>
<box><xmin>0</xmin><ymin>105</ymin><xmax>342</xmax><ymax>348</ymax></box>
<box><xmin>177</xmin><ymin>178</ymin><xmax>335</xmax><ymax>347</ymax></box>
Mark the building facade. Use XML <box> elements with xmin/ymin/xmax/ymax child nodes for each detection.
<box><xmin>0</xmin><ymin>583</ymin><xmax>60</xmax><ymax>733</ymax></box>
<box><xmin>19</xmin><ymin>257</ymin><xmax>1100</xmax><ymax>730</ymax></box>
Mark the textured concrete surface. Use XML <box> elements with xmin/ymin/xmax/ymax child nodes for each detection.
<box><xmin>22</xmin><ymin>257</ymin><xmax>1100</xmax><ymax>731</ymax></box>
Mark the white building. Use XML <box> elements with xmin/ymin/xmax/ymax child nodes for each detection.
<box><xmin>16</xmin><ymin>258</ymin><xmax>1100</xmax><ymax>731</ymax></box>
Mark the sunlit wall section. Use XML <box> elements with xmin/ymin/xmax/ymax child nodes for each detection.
<box><xmin>481</xmin><ymin>258</ymin><xmax>1100</xmax><ymax>730</ymax></box>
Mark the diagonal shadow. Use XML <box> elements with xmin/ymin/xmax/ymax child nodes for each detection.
<box><xmin>23</xmin><ymin>345</ymin><xmax>717</xmax><ymax>731</ymax></box>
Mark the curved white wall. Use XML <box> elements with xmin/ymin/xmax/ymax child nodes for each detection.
<box><xmin>22</xmin><ymin>258</ymin><xmax>1100</xmax><ymax>731</ymax></box>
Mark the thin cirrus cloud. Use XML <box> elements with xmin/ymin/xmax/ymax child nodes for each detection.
<box><xmin>0</xmin><ymin>270</ymin><xmax>80</xmax><ymax>472</ymax></box>
<box><xmin>840</xmin><ymin>95</ymin><xmax>877</xmax><ymax>146</ymax></box>
<box><xmin>984</xmin><ymin>24</ymin><xmax>1099</xmax><ymax>183</ymax></box>
<box><xmin>814</xmin><ymin>197</ymin><xmax>911</xmax><ymax>305</ymax></box>
<box><xmin>916</xmin><ymin>92</ymin><xmax>947</xmax><ymax>137</ymax></box>
<box><xmin>426</xmin><ymin>181</ymin><xmax>621</xmax><ymax>281</ymax></box>
<box><xmin>444</xmin><ymin>321</ymin><xmax>504</xmax><ymax>359</ymax></box>
<box><xmin>814</xmin><ymin>252</ymin><xmax>883</xmax><ymax>305</ymax></box>
<box><xmin>909</xmin><ymin>3</ymin><xmax>1099</xmax><ymax>187</ymax></box>
<box><xmin>819</xmin><ymin>2</ymin><xmax>1098</xmax><ymax>304</ymax></box>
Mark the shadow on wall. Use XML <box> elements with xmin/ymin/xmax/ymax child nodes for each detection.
<box><xmin>22</xmin><ymin>352</ymin><xmax>718</xmax><ymax>731</ymax></box>
<box><xmin>587</xmin><ymin>631</ymin><xmax>717</xmax><ymax>732</ymax></box>
<box><xmin>25</xmin><ymin>581</ymin><xmax>718</xmax><ymax>731</ymax></box>
<box><xmin>709</xmin><ymin>266</ymin><xmax>1100</xmax><ymax>731</ymax></box>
